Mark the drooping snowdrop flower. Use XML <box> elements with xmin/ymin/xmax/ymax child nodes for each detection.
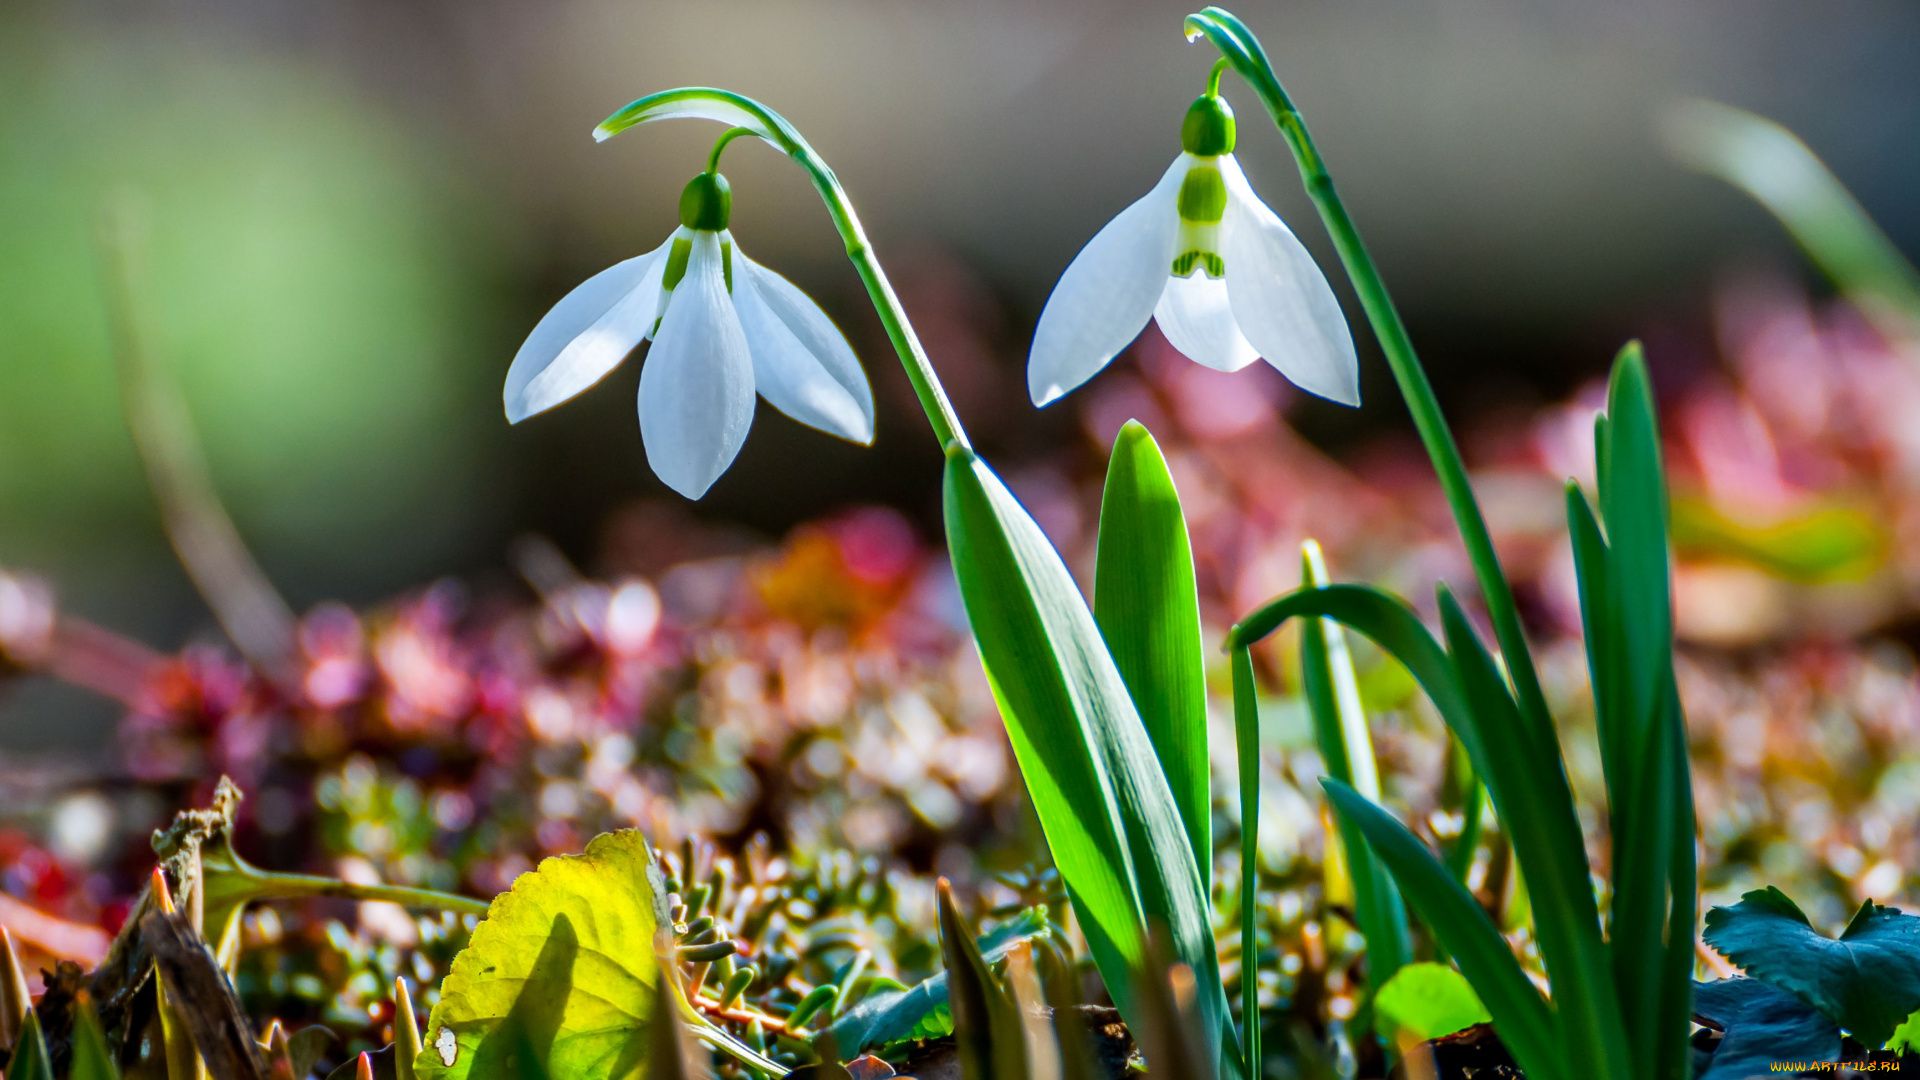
<box><xmin>504</xmin><ymin>170</ymin><xmax>874</xmax><ymax>499</ymax></box>
<box><xmin>1028</xmin><ymin>92</ymin><xmax>1359</xmax><ymax>408</ymax></box>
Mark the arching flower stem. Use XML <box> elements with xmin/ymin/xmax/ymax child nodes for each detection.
<box><xmin>706</xmin><ymin>126</ymin><xmax>755</xmax><ymax>176</ymax></box>
<box><xmin>598</xmin><ymin>90</ymin><xmax>970</xmax><ymax>453</ymax></box>
<box><xmin>1185</xmin><ymin>7</ymin><xmax>1553</xmax><ymax>732</ymax></box>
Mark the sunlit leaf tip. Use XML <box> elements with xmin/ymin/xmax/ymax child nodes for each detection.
<box><xmin>592</xmin><ymin>88</ymin><xmax>789</xmax><ymax>150</ymax></box>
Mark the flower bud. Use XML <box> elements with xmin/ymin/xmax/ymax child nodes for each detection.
<box><xmin>678</xmin><ymin>172</ymin><xmax>732</xmax><ymax>231</ymax></box>
<box><xmin>1181</xmin><ymin>94</ymin><xmax>1236</xmax><ymax>157</ymax></box>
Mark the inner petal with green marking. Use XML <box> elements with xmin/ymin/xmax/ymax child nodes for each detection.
<box><xmin>1174</xmin><ymin>159</ymin><xmax>1228</xmax><ymax>279</ymax></box>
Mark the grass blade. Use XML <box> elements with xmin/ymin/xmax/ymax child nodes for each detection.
<box><xmin>1095</xmin><ymin>420</ymin><xmax>1211</xmax><ymax>880</ymax></box>
<box><xmin>1299</xmin><ymin>543</ymin><xmax>1410</xmax><ymax>996</ymax></box>
<box><xmin>943</xmin><ymin>445</ymin><xmax>1231</xmax><ymax>1075</ymax></box>
<box><xmin>1320</xmin><ymin>782</ymin><xmax>1559</xmax><ymax>1080</ymax></box>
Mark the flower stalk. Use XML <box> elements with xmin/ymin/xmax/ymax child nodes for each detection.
<box><xmin>597</xmin><ymin>90</ymin><xmax>970</xmax><ymax>454</ymax></box>
<box><xmin>1184</xmin><ymin>7</ymin><xmax>1554</xmax><ymax>733</ymax></box>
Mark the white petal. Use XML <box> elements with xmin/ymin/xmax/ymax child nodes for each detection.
<box><xmin>1219</xmin><ymin>155</ymin><xmax>1360</xmax><ymax>406</ymax></box>
<box><xmin>1027</xmin><ymin>156</ymin><xmax>1188</xmax><ymax>406</ymax></box>
<box><xmin>638</xmin><ymin>232</ymin><xmax>757</xmax><ymax>499</ymax></box>
<box><xmin>503</xmin><ymin>238</ymin><xmax>671</xmax><ymax>423</ymax></box>
<box><xmin>733</xmin><ymin>252</ymin><xmax>874</xmax><ymax>444</ymax></box>
<box><xmin>1154</xmin><ymin>273</ymin><xmax>1260</xmax><ymax>372</ymax></box>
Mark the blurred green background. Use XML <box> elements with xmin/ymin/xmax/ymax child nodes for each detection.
<box><xmin>2</xmin><ymin>0</ymin><xmax>1917</xmax><ymax>746</ymax></box>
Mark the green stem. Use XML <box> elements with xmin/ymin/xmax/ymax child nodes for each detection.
<box><xmin>1229</xmin><ymin>645</ymin><xmax>1261</xmax><ymax>1074</ymax></box>
<box><xmin>598</xmin><ymin>89</ymin><xmax>969</xmax><ymax>453</ymax></box>
<box><xmin>707</xmin><ymin>126</ymin><xmax>755</xmax><ymax>175</ymax></box>
<box><xmin>1185</xmin><ymin>8</ymin><xmax>1552</xmax><ymax>734</ymax></box>
<box><xmin>241</xmin><ymin>866</ymin><xmax>492</xmax><ymax>917</ymax></box>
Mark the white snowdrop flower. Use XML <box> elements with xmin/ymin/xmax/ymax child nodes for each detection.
<box><xmin>1028</xmin><ymin>93</ymin><xmax>1358</xmax><ymax>408</ymax></box>
<box><xmin>503</xmin><ymin>171</ymin><xmax>874</xmax><ymax>499</ymax></box>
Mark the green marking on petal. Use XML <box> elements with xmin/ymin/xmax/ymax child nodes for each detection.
<box><xmin>662</xmin><ymin>237</ymin><xmax>694</xmax><ymax>292</ymax></box>
<box><xmin>1171</xmin><ymin>251</ymin><xmax>1225</xmax><ymax>278</ymax></box>
<box><xmin>722</xmin><ymin>241</ymin><xmax>733</xmax><ymax>293</ymax></box>
<box><xmin>1177</xmin><ymin>164</ymin><xmax>1227</xmax><ymax>223</ymax></box>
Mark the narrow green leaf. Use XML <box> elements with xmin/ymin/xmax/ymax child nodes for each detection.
<box><xmin>1229</xmin><ymin>646</ymin><xmax>1261</xmax><ymax>1074</ymax></box>
<box><xmin>11</xmin><ymin>1010</ymin><xmax>52</xmax><ymax>1080</ymax></box>
<box><xmin>72</xmin><ymin>996</ymin><xmax>122</xmax><ymax>1080</ymax></box>
<box><xmin>1661</xmin><ymin>98</ymin><xmax>1920</xmax><ymax>329</ymax></box>
<box><xmin>1441</xmin><ymin>738</ymin><xmax>1484</xmax><ymax>887</ymax></box>
<box><xmin>1586</xmin><ymin>345</ymin><xmax>1697</xmax><ymax>1080</ymax></box>
<box><xmin>1235</xmin><ymin>581</ymin><xmax>1625</xmax><ymax>1079</ymax></box>
<box><xmin>394</xmin><ymin>980</ymin><xmax>422</xmax><ymax>1080</ymax></box>
<box><xmin>943</xmin><ymin>445</ymin><xmax>1230</xmax><ymax>1074</ymax></box>
<box><xmin>1095</xmin><ymin>420</ymin><xmax>1211</xmax><ymax>880</ymax></box>
<box><xmin>643</xmin><ymin>976</ymin><xmax>702</xmax><ymax>1080</ymax></box>
<box><xmin>937</xmin><ymin>881</ymin><xmax>1028</xmax><ymax>1080</ymax></box>
<box><xmin>1130</xmin><ymin>932</ymin><xmax>1219</xmax><ymax>1080</ymax></box>
<box><xmin>1437</xmin><ymin>590</ymin><xmax>1628</xmax><ymax>1080</ymax></box>
<box><xmin>825</xmin><ymin>908</ymin><xmax>1048</xmax><ymax>1053</ymax></box>
<box><xmin>0</xmin><ymin>927</ymin><xmax>27</xmax><ymax>1052</ymax></box>
<box><xmin>1372</xmin><ymin>963</ymin><xmax>1491</xmax><ymax>1047</ymax></box>
<box><xmin>1299</xmin><ymin>542</ymin><xmax>1410</xmax><ymax>995</ymax></box>
<box><xmin>1320</xmin><ymin>782</ymin><xmax>1559</xmax><ymax>1080</ymax></box>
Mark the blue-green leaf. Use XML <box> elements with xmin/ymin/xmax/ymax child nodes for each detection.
<box><xmin>1703</xmin><ymin>888</ymin><xmax>1920</xmax><ymax>1049</ymax></box>
<box><xmin>1095</xmin><ymin>420</ymin><xmax>1210</xmax><ymax>879</ymax></box>
<box><xmin>942</xmin><ymin>445</ymin><xmax>1230</xmax><ymax>1075</ymax></box>
<box><xmin>825</xmin><ymin>907</ymin><xmax>1049</xmax><ymax>1052</ymax></box>
<box><xmin>1692</xmin><ymin>978</ymin><xmax>1840</xmax><ymax>1080</ymax></box>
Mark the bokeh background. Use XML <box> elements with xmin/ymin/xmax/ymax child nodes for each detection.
<box><xmin>7</xmin><ymin>3</ymin><xmax>1920</xmax><ymax>1060</ymax></box>
<box><xmin>2</xmin><ymin>0</ymin><xmax>1918</xmax><ymax>748</ymax></box>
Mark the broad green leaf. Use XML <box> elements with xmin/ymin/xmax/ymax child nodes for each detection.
<box><xmin>71</xmin><ymin>997</ymin><xmax>120</xmax><ymax>1080</ymax></box>
<box><xmin>1320</xmin><ymin>782</ymin><xmax>1559</xmax><ymax>1080</ymax></box>
<box><xmin>418</xmin><ymin>830</ymin><xmax>668</xmax><ymax>1080</ymax></box>
<box><xmin>942</xmin><ymin>445</ymin><xmax>1230</xmax><ymax>1075</ymax></box>
<box><xmin>1372</xmin><ymin>963</ymin><xmax>1490</xmax><ymax>1047</ymax></box>
<box><xmin>1094</xmin><ymin>420</ymin><xmax>1210</xmax><ymax>878</ymax></box>
<box><xmin>1703</xmin><ymin>888</ymin><xmax>1920</xmax><ymax>1048</ymax></box>
<box><xmin>1299</xmin><ymin>542</ymin><xmax>1409</xmax><ymax>993</ymax></box>
<box><xmin>1692</xmin><ymin>978</ymin><xmax>1840</xmax><ymax>1080</ymax></box>
<box><xmin>10</xmin><ymin>1009</ymin><xmax>51</xmax><ymax>1080</ymax></box>
<box><xmin>825</xmin><ymin>907</ymin><xmax>1048</xmax><ymax>1052</ymax></box>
